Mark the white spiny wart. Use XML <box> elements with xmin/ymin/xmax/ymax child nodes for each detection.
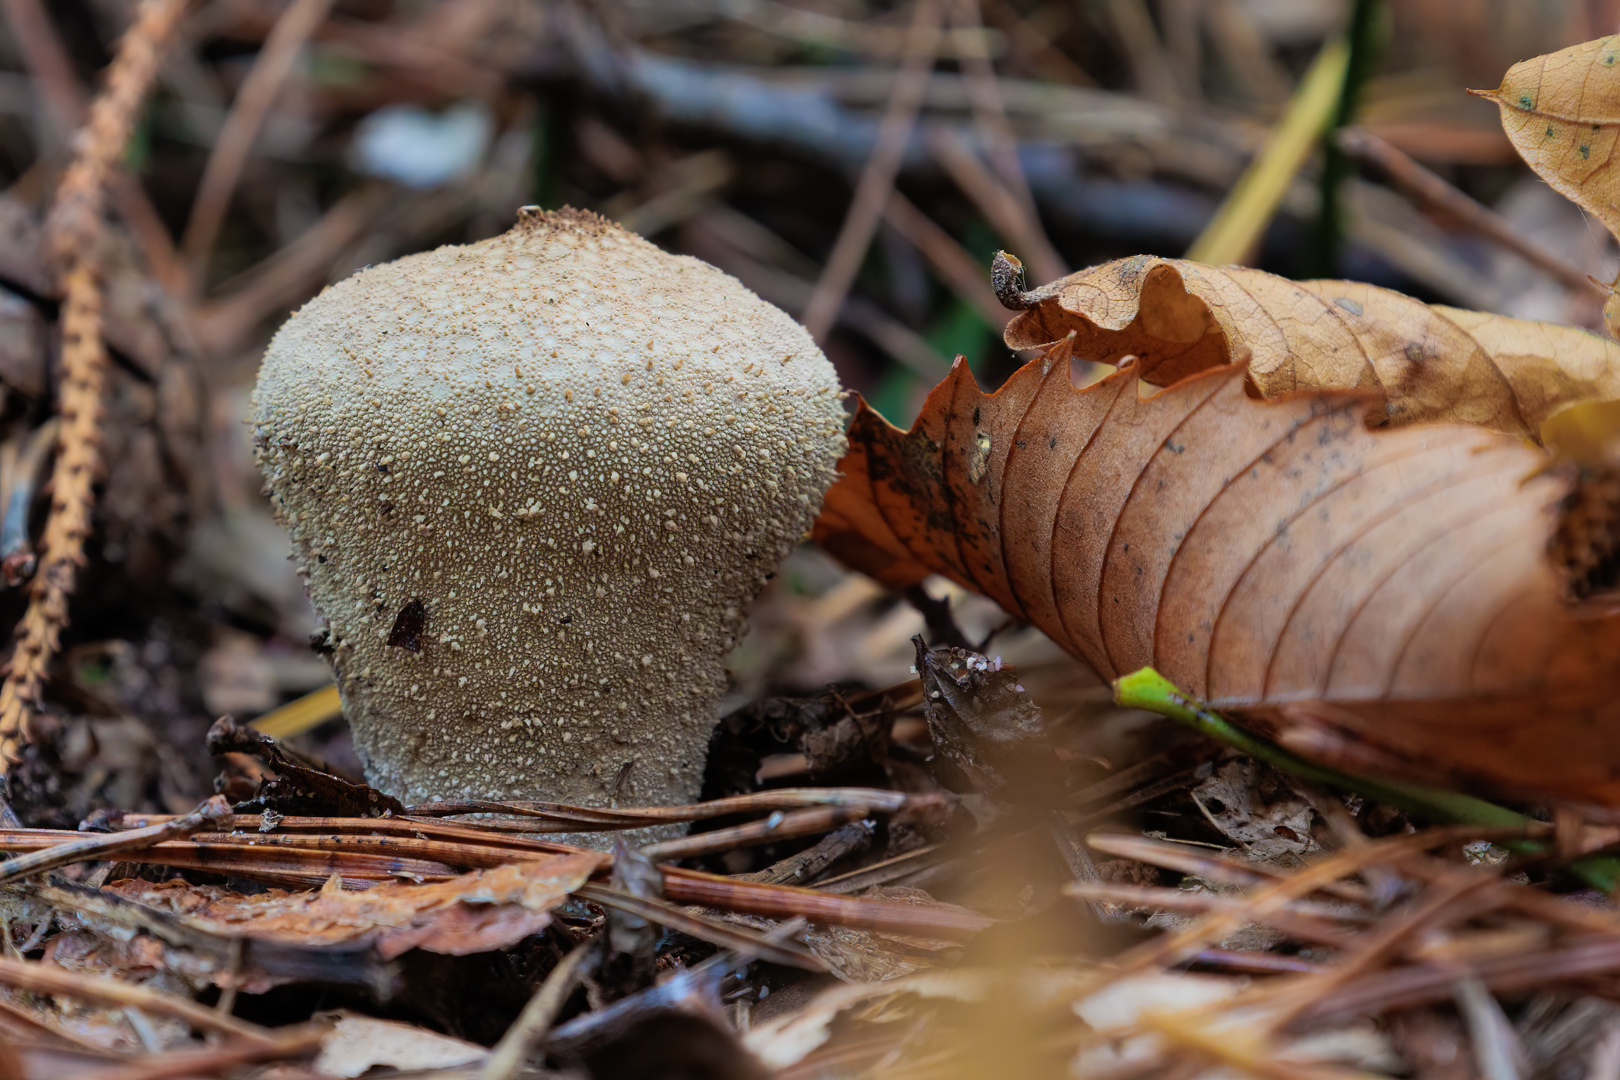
<box><xmin>251</xmin><ymin>207</ymin><xmax>847</xmax><ymax>810</ymax></box>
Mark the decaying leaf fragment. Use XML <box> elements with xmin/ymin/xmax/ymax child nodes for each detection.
<box><xmin>1474</xmin><ymin>37</ymin><xmax>1620</xmax><ymax>247</ymax></box>
<box><xmin>1002</xmin><ymin>255</ymin><xmax>1620</xmax><ymax>438</ymax></box>
<box><xmin>814</xmin><ymin>333</ymin><xmax>1620</xmax><ymax>804</ymax></box>
<box><xmin>105</xmin><ymin>853</ymin><xmax>598</xmax><ymax>961</ymax></box>
<box><xmin>314</xmin><ymin>1011</ymin><xmax>487</xmax><ymax>1078</ymax></box>
<box><xmin>912</xmin><ymin>637</ymin><xmax>1065</xmax><ymax>802</ymax></box>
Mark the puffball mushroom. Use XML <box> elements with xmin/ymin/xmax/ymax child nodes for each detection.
<box><xmin>251</xmin><ymin>207</ymin><xmax>846</xmax><ymax>809</ymax></box>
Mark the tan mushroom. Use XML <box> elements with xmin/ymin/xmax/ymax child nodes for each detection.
<box><xmin>251</xmin><ymin>207</ymin><xmax>846</xmax><ymax>810</ymax></box>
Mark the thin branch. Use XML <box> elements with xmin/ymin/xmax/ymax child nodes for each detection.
<box><xmin>71</xmin><ymin>1026</ymin><xmax>325</xmax><ymax>1080</ymax></box>
<box><xmin>929</xmin><ymin>124</ymin><xmax>1066</xmax><ymax>286</ymax></box>
<box><xmin>661</xmin><ymin>867</ymin><xmax>992</xmax><ymax>938</ymax></box>
<box><xmin>1103</xmin><ymin>0</ymin><xmax>1182</xmax><ymax>104</ymax></box>
<box><xmin>1337</xmin><ymin>125</ymin><xmax>1602</xmax><ymax>296</ymax></box>
<box><xmin>881</xmin><ymin>188</ymin><xmax>1006</xmax><ymax>330</ymax></box>
<box><xmin>407</xmin><ymin>786</ymin><xmax>937</xmax><ymax>828</ymax></box>
<box><xmin>0</xmin><ymin>795</ymin><xmax>228</xmax><ymax>885</ymax></box>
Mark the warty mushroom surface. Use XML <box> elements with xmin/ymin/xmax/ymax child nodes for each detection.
<box><xmin>251</xmin><ymin>207</ymin><xmax>847</xmax><ymax>810</ymax></box>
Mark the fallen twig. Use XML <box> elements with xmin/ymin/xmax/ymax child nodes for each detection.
<box><xmin>0</xmin><ymin>795</ymin><xmax>228</xmax><ymax>885</ymax></box>
<box><xmin>1061</xmin><ymin>881</ymin><xmax>1363</xmax><ymax>944</ymax></box>
<box><xmin>1337</xmin><ymin>125</ymin><xmax>1601</xmax><ymax>296</ymax></box>
<box><xmin>405</xmin><ymin>787</ymin><xmax>942</xmax><ymax>830</ymax></box>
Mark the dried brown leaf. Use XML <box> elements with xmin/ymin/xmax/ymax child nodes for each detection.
<box><xmin>104</xmin><ymin>853</ymin><xmax>597</xmax><ymax>959</ymax></box>
<box><xmin>814</xmin><ymin>331</ymin><xmax>1620</xmax><ymax>802</ymax></box>
<box><xmin>913</xmin><ymin>638</ymin><xmax>1063</xmax><ymax>800</ymax></box>
<box><xmin>313</xmin><ymin>1010</ymin><xmax>487</xmax><ymax>1078</ymax></box>
<box><xmin>1474</xmin><ymin>37</ymin><xmax>1620</xmax><ymax>249</ymax></box>
<box><xmin>1002</xmin><ymin>256</ymin><xmax>1620</xmax><ymax>438</ymax></box>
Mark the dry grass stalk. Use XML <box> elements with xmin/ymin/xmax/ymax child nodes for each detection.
<box><xmin>0</xmin><ymin>0</ymin><xmax>190</xmax><ymax>770</ymax></box>
<box><xmin>801</xmin><ymin>0</ymin><xmax>944</xmax><ymax>340</ymax></box>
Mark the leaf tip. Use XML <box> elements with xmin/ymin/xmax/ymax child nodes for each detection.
<box><xmin>991</xmin><ymin>250</ymin><xmax>1036</xmax><ymax>311</ymax></box>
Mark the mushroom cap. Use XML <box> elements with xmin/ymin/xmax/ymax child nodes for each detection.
<box><xmin>251</xmin><ymin>208</ymin><xmax>846</xmax><ymax>809</ymax></box>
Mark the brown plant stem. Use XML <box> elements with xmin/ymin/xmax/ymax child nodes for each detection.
<box><xmin>929</xmin><ymin>125</ymin><xmax>1066</xmax><ymax>285</ymax></box>
<box><xmin>0</xmin><ymin>0</ymin><xmax>190</xmax><ymax>771</ymax></box>
<box><xmin>575</xmin><ymin>882</ymin><xmax>825</xmax><ymax>970</ymax></box>
<box><xmin>0</xmin><ymin>819</ymin><xmax>993</xmax><ymax>937</ymax></box>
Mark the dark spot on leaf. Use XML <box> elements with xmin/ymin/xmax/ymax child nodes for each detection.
<box><xmin>1404</xmin><ymin>342</ymin><xmax>1426</xmax><ymax>365</ymax></box>
<box><xmin>1582</xmin><ymin>144</ymin><xmax>1592</xmax><ymax>159</ymax></box>
<box><xmin>1048</xmin><ymin>434</ymin><xmax>1058</xmax><ymax>449</ymax></box>
<box><xmin>1333</xmin><ymin>297</ymin><xmax>1362</xmax><ymax>316</ymax></box>
<box><xmin>972</xmin><ymin>406</ymin><xmax>981</xmax><ymax>425</ymax></box>
<box><xmin>387</xmin><ymin>599</ymin><xmax>427</xmax><ymax>652</ymax></box>
<box><xmin>1520</xmin><ymin>94</ymin><xmax>1534</xmax><ymax>108</ymax></box>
